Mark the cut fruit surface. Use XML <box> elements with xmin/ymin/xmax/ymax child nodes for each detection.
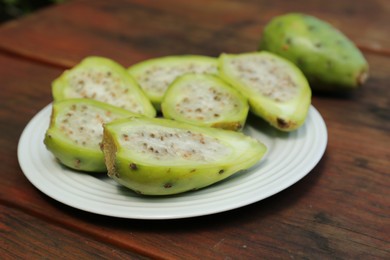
<box><xmin>102</xmin><ymin>117</ymin><xmax>267</xmax><ymax>195</ymax></box>
<box><xmin>219</xmin><ymin>51</ymin><xmax>311</xmax><ymax>131</ymax></box>
<box><xmin>161</xmin><ymin>74</ymin><xmax>249</xmax><ymax>131</ymax></box>
<box><xmin>128</xmin><ymin>55</ymin><xmax>218</xmax><ymax>109</ymax></box>
<box><xmin>44</xmin><ymin>99</ymin><xmax>137</xmax><ymax>172</ymax></box>
<box><xmin>52</xmin><ymin>56</ymin><xmax>156</xmax><ymax>117</ymax></box>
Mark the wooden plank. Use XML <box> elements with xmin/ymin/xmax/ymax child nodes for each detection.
<box><xmin>0</xmin><ymin>205</ymin><xmax>147</xmax><ymax>259</ymax></box>
<box><xmin>0</xmin><ymin>51</ymin><xmax>389</xmax><ymax>258</ymax></box>
<box><xmin>0</xmin><ymin>0</ymin><xmax>388</xmax><ymax>69</ymax></box>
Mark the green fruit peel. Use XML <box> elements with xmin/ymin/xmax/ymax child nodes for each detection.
<box><xmin>102</xmin><ymin>117</ymin><xmax>267</xmax><ymax>195</ymax></box>
<box><xmin>259</xmin><ymin>13</ymin><xmax>369</xmax><ymax>91</ymax></box>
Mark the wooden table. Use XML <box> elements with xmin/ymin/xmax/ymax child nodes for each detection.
<box><xmin>1</xmin><ymin>0</ymin><xmax>389</xmax><ymax>258</ymax></box>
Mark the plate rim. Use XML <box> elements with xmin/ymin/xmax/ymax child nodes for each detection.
<box><xmin>17</xmin><ymin>103</ymin><xmax>327</xmax><ymax>219</ymax></box>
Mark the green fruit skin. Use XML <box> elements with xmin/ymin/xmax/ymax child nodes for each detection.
<box><xmin>45</xmin><ymin>130</ymin><xmax>106</xmax><ymax>172</ymax></box>
<box><xmin>44</xmin><ymin>99</ymin><xmax>137</xmax><ymax>172</ymax></box>
<box><xmin>259</xmin><ymin>13</ymin><xmax>369</xmax><ymax>91</ymax></box>
<box><xmin>52</xmin><ymin>56</ymin><xmax>156</xmax><ymax>117</ymax></box>
<box><xmin>219</xmin><ymin>52</ymin><xmax>311</xmax><ymax>132</ymax></box>
<box><xmin>161</xmin><ymin>74</ymin><xmax>249</xmax><ymax>131</ymax></box>
<box><xmin>103</xmin><ymin>117</ymin><xmax>267</xmax><ymax>195</ymax></box>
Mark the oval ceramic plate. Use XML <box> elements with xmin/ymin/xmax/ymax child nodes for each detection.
<box><xmin>18</xmin><ymin>104</ymin><xmax>327</xmax><ymax>219</ymax></box>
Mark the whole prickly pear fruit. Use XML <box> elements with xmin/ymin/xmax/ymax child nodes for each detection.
<box><xmin>52</xmin><ymin>56</ymin><xmax>156</xmax><ymax>117</ymax></box>
<box><xmin>128</xmin><ymin>55</ymin><xmax>218</xmax><ymax>110</ymax></box>
<box><xmin>44</xmin><ymin>99</ymin><xmax>137</xmax><ymax>172</ymax></box>
<box><xmin>161</xmin><ymin>74</ymin><xmax>249</xmax><ymax>131</ymax></box>
<box><xmin>219</xmin><ymin>51</ymin><xmax>311</xmax><ymax>131</ymax></box>
<box><xmin>259</xmin><ymin>13</ymin><xmax>369</xmax><ymax>91</ymax></box>
<box><xmin>102</xmin><ymin>117</ymin><xmax>267</xmax><ymax>195</ymax></box>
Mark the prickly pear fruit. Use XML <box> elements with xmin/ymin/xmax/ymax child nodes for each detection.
<box><xmin>219</xmin><ymin>51</ymin><xmax>311</xmax><ymax>131</ymax></box>
<box><xmin>128</xmin><ymin>55</ymin><xmax>218</xmax><ymax>109</ymax></box>
<box><xmin>52</xmin><ymin>56</ymin><xmax>156</xmax><ymax>117</ymax></box>
<box><xmin>161</xmin><ymin>74</ymin><xmax>249</xmax><ymax>131</ymax></box>
<box><xmin>44</xmin><ymin>99</ymin><xmax>137</xmax><ymax>172</ymax></box>
<box><xmin>102</xmin><ymin>117</ymin><xmax>267</xmax><ymax>195</ymax></box>
<box><xmin>259</xmin><ymin>13</ymin><xmax>369</xmax><ymax>91</ymax></box>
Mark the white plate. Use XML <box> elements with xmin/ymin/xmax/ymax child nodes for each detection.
<box><xmin>18</xmin><ymin>104</ymin><xmax>327</xmax><ymax>219</ymax></box>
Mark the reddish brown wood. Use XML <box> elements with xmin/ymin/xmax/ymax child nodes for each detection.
<box><xmin>0</xmin><ymin>0</ymin><xmax>389</xmax><ymax>259</ymax></box>
<box><xmin>0</xmin><ymin>0</ymin><xmax>389</xmax><ymax>69</ymax></box>
<box><xmin>0</xmin><ymin>205</ymin><xmax>147</xmax><ymax>259</ymax></box>
<box><xmin>0</xmin><ymin>52</ymin><xmax>388</xmax><ymax>258</ymax></box>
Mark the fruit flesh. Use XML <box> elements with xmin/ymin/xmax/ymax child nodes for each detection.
<box><xmin>102</xmin><ymin>117</ymin><xmax>267</xmax><ymax>195</ymax></box>
<box><xmin>44</xmin><ymin>99</ymin><xmax>137</xmax><ymax>172</ymax></box>
<box><xmin>218</xmin><ymin>51</ymin><xmax>311</xmax><ymax>131</ymax></box>
<box><xmin>128</xmin><ymin>55</ymin><xmax>218</xmax><ymax>109</ymax></box>
<box><xmin>52</xmin><ymin>56</ymin><xmax>156</xmax><ymax>117</ymax></box>
<box><xmin>161</xmin><ymin>74</ymin><xmax>249</xmax><ymax>131</ymax></box>
<box><xmin>259</xmin><ymin>13</ymin><xmax>369</xmax><ymax>91</ymax></box>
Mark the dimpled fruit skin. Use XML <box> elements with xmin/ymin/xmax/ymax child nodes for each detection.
<box><xmin>259</xmin><ymin>13</ymin><xmax>369</xmax><ymax>91</ymax></box>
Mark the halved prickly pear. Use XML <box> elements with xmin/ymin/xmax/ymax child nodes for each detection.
<box><xmin>128</xmin><ymin>55</ymin><xmax>218</xmax><ymax>109</ymax></box>
<box><xmin>161</xmin><ymin>74</ymin><xmax>249</xmax><ymax>131</ymax></box>
<box><xmin>218</xmin><ymin>51</ymin><xmax>311</xmax><ymax>131</ymax></box>
<box><xmin>44</xmin><ymin>98</ymin><xmax>137</xmax><ymax>172</ymax></box>
<box><xmin>52</xmin><ymin>56</ymin><xmax>156</xmax><ymax>117</ymax></box>
<box><xmin>259</xmin><ymin>13</ymin><xmax>369</xmax><ymax>91</ymax></box>
<box><xmin>102</xmin><ymin>117</ymin><xmax>267</xmax><ymax>195</ymax></box>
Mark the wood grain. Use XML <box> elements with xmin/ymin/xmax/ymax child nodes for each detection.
<box><xmin>0</xmin><ymin>205</ymin><xmax>147</xmax><ymax>259</ymax></box>
<box><xmin>0</xmin><ymin>0</ymin><xmax>389</xmax><ymax>69</ymax></box>
<box><xmin>0</xmin><ymin>52</ymin><xmax>388</xmax><ymax>258</ymax></box>
<box><xmin>0</xmin><ymin>0</ymin><xmax>389</xmax><ymax>259</ymax></box>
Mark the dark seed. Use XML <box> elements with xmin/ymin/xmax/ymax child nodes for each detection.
<box><xmin>129</xmin><ymin>163</ymin><xmax>138</xmax><ymax>170</ymax></box>
<box><xmin>277</xmin><ymin>118</ymin><xmax>290</xmax><ymax>128</ymax></box>
<box><xmin>164</xmin><ymin>183</ymin><xmax>173</xmax><ymax>188</ymax></box>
